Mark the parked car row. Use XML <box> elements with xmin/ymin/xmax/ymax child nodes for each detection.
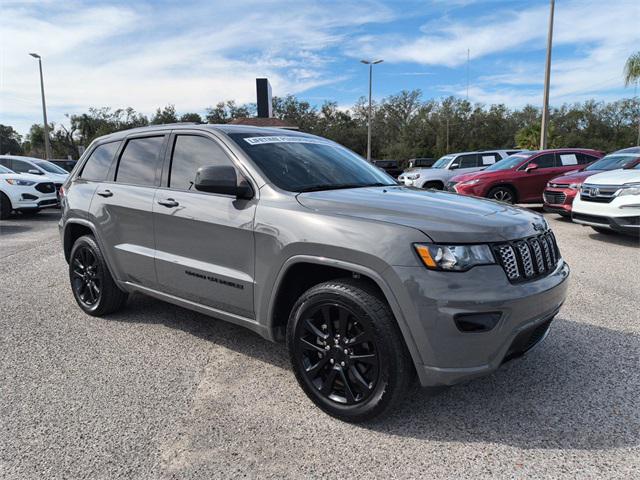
<box><xmin>0</xmin><ymin>155</ymin><xmax>70</xmax><ymax>219</ymax></box>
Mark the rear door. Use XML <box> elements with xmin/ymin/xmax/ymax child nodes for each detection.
<box><xmin>152</xmin><ymin>131</ymin><xmax>256</xmax><ymax>318</ymax></box>
<box><xmin>516</xmin><ymin>153</ymin><xmax>558</xmax><ymax>202</ymax></box>
<box><xmin>89</xmin><ymin>133</ymin><xmax>167</xmax><ymax>288</ymax></box>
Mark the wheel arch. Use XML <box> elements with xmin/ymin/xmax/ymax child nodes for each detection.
<box><xmin>266</xmin><ymin>255</ymin><xmax>423</xmax><ymax>372</ymax></box>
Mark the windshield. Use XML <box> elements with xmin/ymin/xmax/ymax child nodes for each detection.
<box><xmin>431</xmin><ymin>156</ymin><xmax>453</xmax><ymax>169</ymax></box>
<box><xmin>585</xmin><ymin>154</ymin><xmax>639</xmax><ymax>171</ymax></box>
<box><xmin>484</xmin><ymin>154</ymin><xmax>530</xmax><ymax>171</ymax></box>
<box><xmin>0</xmin><ymin>165</ymin><xmax>14</xmax><ymax>174</ymax></box>
<box><xmin>35</xmin><ymin>160</ymin><xmax>68</xmax><ymax>174</ymax></box>
<box><xmin>228</xmin><ymin>133</ymin><xmax>397</xmax><ymax>192</ymax></box>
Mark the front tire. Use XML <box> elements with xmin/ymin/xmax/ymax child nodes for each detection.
<box><xmin>0</xmin><ymin>192</ymin><xmax>12</xmax><ymax>220</ymax></box>
<box><xmin>487</xmin><ymin>186</ymin><xmax>516</xmax><ymax>204</ymax></box>
<box><xmin>69</xmin><ymin>235</ymin><xmax>128</xmax><ymax>316</ymax></box>
<box><xmin>287</xmin><ymin>279</ymin><xmax>413</xmax><ymax>422</ymax></box>
<box><xmin>591</xmin><ymin>226</ymin><xmax>616</xmax><ymax>235</ymax></box>
<box><xmin>422</xmin><ymin>181</ymin><xmax>443</xmax><ymax>190</ymax></box>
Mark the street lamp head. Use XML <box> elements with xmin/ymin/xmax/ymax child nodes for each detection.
<box><xmin>373</xmin><ymin>59</ymin><xmax>384</xmax><ymax>64</ymax></box>
<box><xmin>29</xmin><ymin>53</ymin><xmax>41</xmax><ymax>59</ymax></box>
<box><xmin>360</xmin><ymin>60</ymin><xmax>370</xmax><ymax>64</ymax></box>
<box><xmin>361</xmin><ymin>59</ymin><xmax>384</xmax><ymax>65</ymax></box>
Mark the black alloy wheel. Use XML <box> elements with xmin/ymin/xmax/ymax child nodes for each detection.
<box><xmin>294</xmin><ymin>303</ymin><xmax>380</xmax><ymax>405</ymax></box>
<box><xmin>68</xmin><ymin>235</ymin><xmax>128</xmax><ymax>316</ymax></box>
<box><xmin>71</xmin><ymin>245</ymin><xmax>102</xmax><ymax>308</ymax></box>
<box><xmin>287</xmin><ymin>279</ymin><xmax>414</xmax><ymax>422</ymax></box>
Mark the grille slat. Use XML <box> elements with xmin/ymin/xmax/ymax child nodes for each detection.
<box><xmin>494</xmin><ymin>231</ymin><xmax>560</xmax><ymax>283</ymax></box>
<box><xmin>543</xmin><ymin>191</ymin><xmax>567</xmax><ymax>204</ymax></box>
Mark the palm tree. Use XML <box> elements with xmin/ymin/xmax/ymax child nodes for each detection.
<box><xmin>624</xmin><ymin>51</ymin><xmax>640</xmax><ymax>87</ymax></box>
<box><xmin>624</xmin><ymin>51</ymin><xmax>640</xmax><ymax>145</ymax></box>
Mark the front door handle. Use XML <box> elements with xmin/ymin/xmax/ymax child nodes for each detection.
<box><xmin>96</xmin><ymin>189</ymin><xmax>113</xmax><ymax>198</ymax></box>
<box><xmin>157</xmin><ymin>198</ymin><xmax>179</xmax><ymax>208</ymax></box>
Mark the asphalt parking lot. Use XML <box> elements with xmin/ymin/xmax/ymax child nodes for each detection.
<box><xmin>1</xmin><ymin>209</ymin><xmax>639</xmax><ymax>479</ymax></box>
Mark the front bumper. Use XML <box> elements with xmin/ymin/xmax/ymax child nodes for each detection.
<box><xmin>572</xmin><ymin>195</ymin><xmax>640</xmax><ymax>235</ymax></box>
<box><xmin>4</xmin><ymin>187</ymin><xmax>58</xmax><ymax>211</ymax></box>
<box><xmin>543</xmin><ymin>187</ymin><xmax>577</xmax><ymax>215</ymax></box>
<box><xmin>387</xmin><ymin>260</ymin><xmax>570</xmax><ymax>387</ymax></box>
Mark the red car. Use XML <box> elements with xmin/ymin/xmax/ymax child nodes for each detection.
<box><xmin>543</xmin><ymin>147</ymin><xmax>640</xmax><ymax>216</ymax></box>
<box><xmin>448</xmin><ymin>148</ymin><xmax>604</xmax><ymax>204</ymax></box>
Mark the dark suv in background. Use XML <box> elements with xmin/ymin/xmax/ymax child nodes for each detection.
<box><xmin>372</xmin><ymin>159</ymin><xmax>403</xmax><ymax>178</ymax></box>
<box><xmin>59</xmin><ymin>125</ymin><xmax>569</xmax><ymax>422</ymax></box>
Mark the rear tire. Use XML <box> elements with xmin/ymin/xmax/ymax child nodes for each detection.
<box><xmin>487</xmin><ymin>186</ymin><xmax>516</xmax><ymax>204</ymax></box>
<box><xmin>69</xmin><ymin>235</ymin><xmax>128</xmax><ymax>316</ymax></box>
<box><xmin>0</xmin><ymin>192</ymin><xmax>12</xmax><ymax>220</ymax></box>
<box><xmin>287</xmin><ymin>278</ymin><xmax>414</xmax><ymax>422</ymax></box>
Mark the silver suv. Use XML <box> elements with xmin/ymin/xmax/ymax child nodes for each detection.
<box><xmin>402</xmin><ymin>150</ymin><xmax>522</xmax><ymax>189</ymax></box>
<box><xmin>59</xmin><ymin>125</ymin><xmax>569</xmax><ymax>422</ymax></box>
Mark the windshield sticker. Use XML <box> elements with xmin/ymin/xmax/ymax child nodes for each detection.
<box><xmin>244</xmin><ymin>136</ymin><xmax>332</xmax><ymax>146</ymax></box>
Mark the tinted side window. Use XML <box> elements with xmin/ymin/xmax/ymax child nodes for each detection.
<box><xmin>81</xmin><ymin>142</ymin><xmax>121</xmax><ymax>181</ymax></box>
<box><xmin>0</xmin><ymin>158</ymin><xmax>9</xmax><ymax>168</ymax></box>
<box><xmin>530</xmin><ymin>153</ymin><xmax>555</xmax><ymax>169</ymax></box>
<box><xmin>169</xmin><ymin>135</ymin><xmax>233</xmax><ymax>190</ymax></box>
<box><xmin>456</xmin><ymin>154</ymin><xmax>478</xmax><ymax>169</ymax></box>
<box><xmin>116</xmin><ymin>136</ymin><xmax>164</xmax><ymax>186</ymax></box>
<box><xmin>578</xmin><ymin>153</ymin><xmax>597</xmax><ymax>165</ymax></box>
<box><xmin>11</xmin><ymin>160</ymin><xmax>35</xmax><ymax>174</ymax></box>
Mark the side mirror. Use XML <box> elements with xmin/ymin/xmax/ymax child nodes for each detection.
<box><xmin>450</xmin><ymin>163</ymin><xmax>459</xmax><ymax>169</ymax></box>
<box><xmin>28</xmin><ymin>169</ymin><xmax>43</xmax><ymax>175</ymax></box>
<box><xmin>194</xmin><ymin>165</ymin><xmax>253</xmax><ymax>200</ymax></box>
<box><xmin>525</xmin><ymin>163</ymin><xmax>539</xmax><ymax>173</ymax></box>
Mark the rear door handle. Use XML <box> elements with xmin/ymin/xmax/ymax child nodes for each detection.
<box><xmin>96</xmin><ymin>189</ymin><xmax>113</xmax><ymax>198</ymax></box>
<box><xmin>157</xmin><ymin>198</ymin><xmax>179</xmax><ymax>208</ymax></box>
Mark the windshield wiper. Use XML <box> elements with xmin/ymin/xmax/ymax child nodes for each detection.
<box><xmin>297</xmin><ymin>182</ymin><xmax>394</xmax><ymax>192</ymax></box>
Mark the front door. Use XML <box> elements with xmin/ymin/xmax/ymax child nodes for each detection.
<box><xmin>515</xmin><ymin>153</ymin><xmax>559</xmax><ymax>202</ymax></box>
<box><xmin>153</xmin><ymin>132</ymin><xmax>256</xmax><ymax>319</ymax></box>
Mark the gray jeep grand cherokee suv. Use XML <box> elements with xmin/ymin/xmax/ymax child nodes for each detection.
<box><xmin>59</xmin><ymin>124</ymin><xmax>569</xmax><ymax>422</ymax></box>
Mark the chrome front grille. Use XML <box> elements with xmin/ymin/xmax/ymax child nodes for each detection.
<box><xmin>493</xmin><ymin>231</ymin><xmax>561</xmax><ymax>283</ymax></box>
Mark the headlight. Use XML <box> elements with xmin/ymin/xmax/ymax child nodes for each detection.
<box><xmin>5</xmin><ymin>178</ymin><xmax>36</xmax><ymax>186</ymax></box>
<box><xmin>414</xmin><ymin>243</ymin><xmax>495</xmax><ymax>271</ymax></box>
<box><xmin>459</xmin><ymin>178</ymin><xmax>481</xmax><ymax>186</ymax></box>
<box><xmin>568</xmin><ymin>183</ymin><xmax>580</xmax><ymax>189</ymax></box>
<box><xmin>617</xmin><ymin>183</ymin><xmax>640</xmax><ymax>197</ymax></box>
<box><xmin>407</xmin><ymin>173</ymin><xmax>420</xmax><ymax>180</ymax></box>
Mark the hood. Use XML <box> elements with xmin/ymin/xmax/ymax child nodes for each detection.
<box><xmin>549</xmin><ymin>170</ymin><xmax>598</xmax><ymax>185</ymax></box>
<box><xmin>0</xmin><ymin>172</ymin><xmax>50</xmax><ymax>182</ymax></box>
<box><xmin>297</xmin><ymin>186</ymin><xmax>547</xmax><ymax>243</ymax></box>
<box><xmin>582</xmin><ymin>168</ymin><xmax>640</xmax><ymax>186</ymax></box>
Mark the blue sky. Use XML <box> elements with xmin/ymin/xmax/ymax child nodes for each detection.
<box><xmin>2</xmin><ymin>0</ymin><xmax>639</xmax><ymax>135</ymax></box>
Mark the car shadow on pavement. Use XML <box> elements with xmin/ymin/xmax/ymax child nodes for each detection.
<box><xmin>110</xmin><ymin>296</ymin><xmax>639</xmax><ymax>451</ymax></box>
<box><xmin>586</xmin><ymin>231</ymin><xmax>640</xmax><ymax>248</ymax></box>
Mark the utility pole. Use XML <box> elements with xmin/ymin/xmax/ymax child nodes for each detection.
<box><xmin>540</xmin><ymin>0</ymin><xmax>555</xmax><ymax>149</ymax></box>
<box><xmin>360</xmin><ymin>59</ymin><xmax>383</xmax><ymax>161</ymax></box>
<box><xmin>29</xmin><ymin>53</ymin><xmax>52</xmax><ymax>160</ymax></box>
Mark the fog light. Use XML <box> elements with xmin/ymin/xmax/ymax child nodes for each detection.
<box><xmin>454</xmin><ymin>312</ymin><xmax>502</xmax><ymax>332</ymax></box>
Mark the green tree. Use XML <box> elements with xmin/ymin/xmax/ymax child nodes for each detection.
<box><xmin>151</xmin><ymin>104</ymin><xmax>178</xmax><ymax>124</ymax></box>
<box><xmin>180</xmin><ymin>112</ymin><xmax>203</xmax><ymax>123</ymax></box>
<box><xmin>624</xmin><ymin>51</ymin><xmax>640</xmax><ymax>87</ymax></box>
<box><xmin>0</xmin><ymin>125</ymin><xmax>23</xmax><ymax>155</ymax></box>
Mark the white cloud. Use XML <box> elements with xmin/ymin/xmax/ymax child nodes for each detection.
<box><xmin>0</xmin><ymin>0</ymin><xmax>393</xmax><ymax>134</ymax></box>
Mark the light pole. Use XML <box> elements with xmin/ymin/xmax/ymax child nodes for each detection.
<box><xmin>361</xmin><ymin>59</ymin><xmax>383</xmax><ymax>161</ymax></box>
<box><xmin>540</xmin><ymin>0</ymin><xmax>555</xmax><ymax>149</ymax></box>
<box><xmin>29</xmin><ymin>53</ymin><xmax>52</xmax><ymax>160</ymax></box>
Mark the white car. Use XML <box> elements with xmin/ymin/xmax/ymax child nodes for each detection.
<box><xmin>400</xmin><ymin>150</ymin><xmax>522</xmax><ymax>189</ymax></box>
<box><xmin>572</xmin><ymin>162</ymin><xmax>640</xmax><ymax>236</ymax></box>
<box><xmin>0</xmin><ymin>155</ymin><xmax>69</xmax><ymax>199</ymax></box>
<box><xmin>0</xmin><ymin>164</ymin><xmax>59</xmax><ymax>219</ymax></box>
